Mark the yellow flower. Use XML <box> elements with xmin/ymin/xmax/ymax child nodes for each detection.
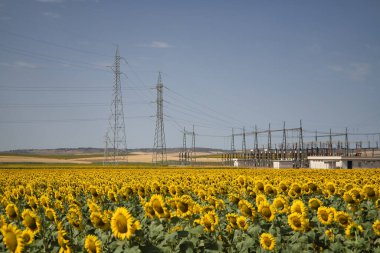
<box><xmin>236</xmin><ymin>216</ymin><xmax>249</xmax><ymax>231</ymax></box>
<box><xmin>317</xmin><ymin>206</ymin><xmax>335</xmax><ymax>225</ymax></box>
<box><xmin>5</xmin><ymin>203</ymin><xmax>19</xmax><ymax>220</ymax></box>
<box><xmin>238</xmin><ymin>199</ymin><xmax>255</xmax><ymax>218</ymax></box>
<box><xmin>67</xmin><ymin>206</ymin><xmax>83</xmax><ymax>230</ymax></box>
<box><xmin>87</xmin><ymin>199</ymin><xmax>101</xmax><ymax>213</ymax></box>
<box><xmin>22</xmin><ymin>209</ymin><xmax>41</xmax><ymax>233</ymax></box>
<box><xmin>27</xmin><ymin>196</ymin><xmax>39</xmax><ymax>210</ymax></box>
<box><xmin>1</xmin><ymin>223</ymin><xmax>24</xmax><ymax>253</ymax></box>
<box><xmin>143</xmin><ymin>202</ymin><xmax>156</xmax><ymax>219</ymax></box>
<box><xmin>111</xmin><ymin>207</ymin><xmax>141</xmax><ymax>240</ymax></box>
<box><xmin>255</xmin><ymin>194</ymin><xmax>268</xmax><ymax>207</ymax></box>
<box><xmin>84</xmin><ymin>234</ymin><xmax>102</xmax><ymax>253</ymax></box>
<box><xmin>107</xmin><ymin>190</ymin><xmax>118</xmax><ymax>202</ymax></box>
<box><xmin>90</xmin><ymin>212</ymin><xmax>109</xmax><ymax>230</ymax></box>
<box><xmin>308</xmin><ymin>198</ymin><xmax>323</xmax><ymax>211</ymax></box>
<box><xmin>363</xmin><ymin>185</ymin><xmax>378</xmax><ymax>200</ymax></box>
<box><xmin>325</xmin><ymin>229</ymin><xmax>334</xmax><ymax>241</ymax></box>
<box><xmin>150</xmin><ymin>194</ymin><xmax>167</xmax><ymax>218</ymax></box>
<box><xmin>175</xmin><ymin>195</ymin><xmax>195</xmax><ymax>218</ymax></box>
<box><xmin>45</xmin><ymin>208</ymin><xmax>57</xmax><ymax>222</ymax></box>
<box><xmin>260</xmin><ymin>233</ymin><xmax>276</xmax><ymax>251</ymax></box>
<box><xmin>21</xmin><ymin>229</ymin><xmax>35</xmax><ymax>245</ymax></box>
<box><xmin>373</xmin><ymin>220</ymin><xmax>380</xmax><ymax>236</ymax></box>
<box><xmin>272</xmin><ymin>196</ymin><xmax>288</xmax><ymax>214</ymax></box>
<box><xmin>345</xmin><ymin>223</ymin><xmax>363</xmax><ymax>238</ymax></box>
<box><xmin>288</xmin><ymin>212</ymin><xmax>308</xmax><ymax>232</ymax></box>
<box><xmin>228</xmin><ymin>193</ymin><xmax>240</xmax><ymax>205</ymax></box>
<box><xmin>200</xmin><ymin>211</ymin><xmax>219</xmax><ymax>232</ymax></box>
<box><xmin>291</xmin><ymin>199</ymin><xmax>308</xmax><ymax>217</ymax></box>
<box><xmin>39</xmin><ymin>194</ymin><xmax>50</xmax><ymax>208</ymax></box>
<box><xmin>258</xmin><ymin>202</ymin><xmax>276</xmax><ymax>222</ymax></box>
<box><xmin>334</xmin><ymin>211</ymin><xmax>352</xmax><ymax>228</ymax></box>
<box><xmin>226</xmin><ymin>213</ymin><xmax>238</xmax><ymax>228</ymax></box>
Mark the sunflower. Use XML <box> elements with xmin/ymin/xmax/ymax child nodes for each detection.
<box><xmin>111</xmin><ymin>207</ymin><xmax>141</xmax><ymax>240</ymax></box>
<box><xmin>57</xmin><ymin>225</ymin><xmax>71</xmax><ymax>253</ymax></box>
<box><xmin>308</xmin><ymin>198</ymin><xmax>323</xmax><ymax>211</ymax></box>
<box><xmin>89</xmin><ymin>186</ymin><xmax>100</xmax><ymax>199</ymax></box>
<box><xmin>21</xmin><ymin>209</ymin><xmax>41</xmax><ymax>233</ymax></box>
<box><xmin>143</xmin><ymin>202</ymin><xmax>156</xmax><ymax>219</ymax></box>
<box><xmin>169</xmin><ymin>185</ymin><xmax>177</xmax><ymax>197</ymax></box>
<box><xmin>21</xmin><ymin>229</ymin><xmax>35</xmax><ymax>245</ymax></box>
<box><xmin>107</xmin><ymin>190</ymin><xmax>118</xmax><ymax>203</ymax></box>
<box><xmin>290</xmin><ymin>183</ymin><xmax>302</xmax><ymax>195</ymax></box>
<box><xmin>228</xmin><ymin>193</ymin><xmax>240</xmax><ymax>205</ymax></box>
<box><xmin>288</xmin><ymin>212</ymin><xmax>308</xmax><ymax>232</ymax></box>
<box><xmin>84</xmin><ymin>234</ymin><xmax>102</xmax><ymax>253</ymax></box>
<box><xmin>278</xmin><ymin>181</ymin><xmax>289</xmax><ymax>193</ymax></box>
<box><xmin>236</xmin><ymin>216</ymin><xmax>249</xmax><ymax>231</ymax></box>
<box><xmin>67</xmin><ymin>207</ymin><xmax>83</xmax><ymax>230</ymax></box>
<box><xmin>325</xmin><ymin>182</ymin><xmax>337</xmax><ymax>196</ymax></box>
<box><xmin>350</xmin><ymin>188</ymin><xmax>363</xmax><ymax>203</ymax></box>
<box><xmin>290</xmin><ymin>199</ymin><xmax>308</xmax><ymax>217</ymax></box>
<box><xmin>238</xmin><ymin>199</ymin><xmax>256</xmax><ymax>218</ymax></box>
<box><xmin>226</xmin><ymin>213</ymin><xmax>238</xmax><ymax>228</ymax></box>
<box><xmin>200</xmin><ymin>211</ymin><xmax>219</xmax><ymax>232</ymax></box>
<box><xmin>45</xmin><ymin>208</ymin><xmax>57</xmax><ymax>222</ymax></box>
<box><xmin>343</xmin><ymin>192</ymin><xmax>356</xmax><ymax>204</ymax></box>
<box><xmin>87</xmin><ymin>199</ymin><xmax>101</xmax><ymax>213</ymax></box>
<box><xmin>255</xmin><ymin>194</ymin><xmax>268</xmax><ymax>207</ymax></box>
<box><xmin>363</xmin><ymin>185</ymin><xmax>378</xmax><ymax>200</ymax></box>
<box><xmin>27</xmin><ymin>196</ymin><xmax>39</xmax><ymax>210</ymax></box>
<box><xmin>255</xmin><ymin>180</ymin><xmax>265</xmax><ymax>192</ymax></box>
<box><xmin>264</xmin><ymin>184</ymin><xmax>277</xmax><ymax>196</ymax></box>
<box><xmin>90</xmin><ymin>212</ymin><xmax>109</xmax><ymax>230</ymax></box>
<box><xmin>334</xmin><ymin>211</ymin><xmax>352</xmax><ymax>228</ymax></box>
<box><xmin>345</xmin><ymin>223</ymin><xmax>363</xmax><ymax>238</ymax></box>
<box><xmin>149</xmin><ymin>194</ymin><xmax>166</xmax><ymax>218</ymax></box>
<box><xmin>0</xmin><ymin>214</ymin><xmax>6</xmax><ymax>227</ymax></box>
<box><xmin>1</xmin><ymin>223</ymin><xmax>24</xmax><ymax>253</ymax></box>
<box><xmin>373</xmin><ymin>220</ymin><xmax>380</xmax><ymax>236</ymax></box>
<box><xmin>317</xmin><ymin>206</ymin><xmax>335</xmax><ymax>225</ymax></box>
<box><xmin>325</xmin><ymin>229</ymin><xmax>334</xmax><ymax>241</ymax></box>
<box><xmin>259</xmin><ymin>233</ymin><xmax>276</xmax><ymax>251</ymax></box>
<box><xmin>176</xmin><ymin>195</ymin><xmax>194</xmax><ymax>217</ymax></box>
<box><xmin>54</xmin><ymin>200</ymin><xmax>65</xmax><ymax>213</ymax></box>
<box><xmin>258</xmin><ymin>202</ymin><xmax>276</xmax><ymax>222</ymax></box>
<box><xmin>6</xmin><ymin>203</ymin><xmax>19</xmax><ymax>220</ymax></box>
<box><xmin>39</xmin><ymin>195</ymin><xmax>50</xmax><ymax>208</ymax></box>
<box><xmin>272</xmin><ymin>196</ymin><xmax>288</xmax><ymax>214</ymax></box>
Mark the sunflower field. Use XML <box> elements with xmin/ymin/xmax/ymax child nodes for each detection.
<box><xmin>0</xmin><ymin>166</ymin><xmax>380</xmax><ymax>253</ymax></box>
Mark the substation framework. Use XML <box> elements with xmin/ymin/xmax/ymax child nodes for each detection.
<box><xmin>221</xmin><ymin>122</ymin><xmax>380</xmax><ymax>168</ymax></box>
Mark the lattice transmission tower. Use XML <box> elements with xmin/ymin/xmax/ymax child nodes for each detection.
<box><xmin>103</xmin><ymin>47</ymin><xmax>128</xmax><ymax>164</ymax></box>
<box><xmin>152</xmin><ymin>72</ymin><xmax>167</xmax><ymax>165</ymax></box>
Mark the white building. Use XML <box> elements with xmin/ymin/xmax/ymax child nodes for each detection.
<box><xmin>307</xmin><ymin>156</ymin><xmax>380</xmax><ymax>169</ymax></box>
<box><xmin>273</xmin><ymin>160</ymin><xmax>294</xmax><ymax>169</ymax></box>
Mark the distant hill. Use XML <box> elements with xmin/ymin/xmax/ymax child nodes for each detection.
<box><xmin>1</xmin><ymin>147</ymin><xmax>226</xmax><ymax>156</ymax></box>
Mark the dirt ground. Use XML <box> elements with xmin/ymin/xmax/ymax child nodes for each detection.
<box><xmin>0</xmin><ymin>151</ymin><xmax>221</xmax><ymax>164</ymax></box>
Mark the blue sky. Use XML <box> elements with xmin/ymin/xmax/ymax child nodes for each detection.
<box><xmin>0</xmin><ymin>0</ymin><xmax>379</xmax><ymax>151</ymax></box>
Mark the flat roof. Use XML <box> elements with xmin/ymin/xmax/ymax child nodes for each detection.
<box><xmin>307</xmin><ymin>156</ymin><xmax>380</xmax><ymax>161</ymax></box>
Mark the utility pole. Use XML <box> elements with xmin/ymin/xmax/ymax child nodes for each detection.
<box><xmin>191</xmin><ymin>125</ymin><xmax>196</xmax><ymax>165</ymax></box>
<box><xmin>268</xmin><ymin>123</ymin><xmax>272</xmax><ymax>150</ymax></box>
<box><xmin>231</xmin><ymin>128</ymin><xmax>235</xmax><ymax>152</ymax></box>
<box><xmin>152</xmin><ymin>72</ymin><xmax>167</xmax><ymax>165</ymax></box>
<box><xmin>282</xmin><ymin>122</ymin><xmax>286</xmax><ymax>159</ymax></box>
<box><xmin>104</xmin><ymin>47</ymin><xmax>127</xmax><ymax>164</ymax></box>
<box><xmin>242</xmin><ymin>127</ymin><xmax>246</xmax><ymax>153</ymax></box>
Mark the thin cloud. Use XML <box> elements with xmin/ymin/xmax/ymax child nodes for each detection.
<box><xmin>43</xmin><ymin>12</ymin><xmax>60</xmax><ymax>18</ymax></box>
<box><xmin>36</xmin><ymin>0</ymin><xmax>64</xmax><ymax>3</ymax></box>
<box><xmin>0</xmin><ymin>61</ymin><xmax>38</xmax><ymax>69</ymax></box>
<box><xmin>328</xmin><ymin>63</ymin><xmax>371</xmax><ymax>82</ymax></box>
<box><xmin>149</xmin><ymin>41</ymin><xmax>171</xmax><ymax>48</ymax></box>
